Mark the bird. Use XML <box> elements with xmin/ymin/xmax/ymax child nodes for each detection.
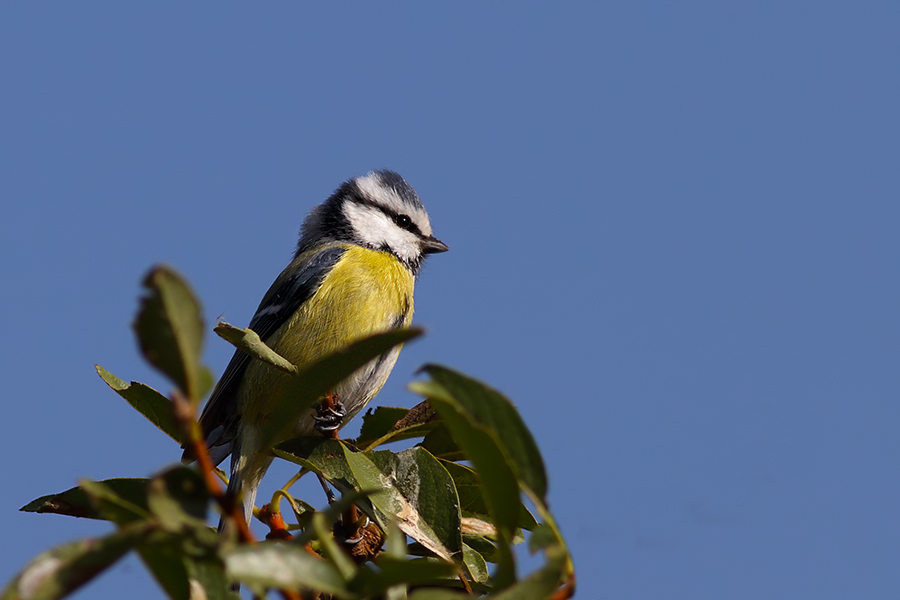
<box><xmin>183</xmin><ymin>169</ymin><xmax>448</xmax><ymax>528</ymax></box>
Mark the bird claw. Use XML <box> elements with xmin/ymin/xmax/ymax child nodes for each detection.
<box><xmin>314</xmin><ymin>398</ymin><xmax>347</xmax><ymax>432</ymax></box>
<box><xmin>342</xmin><ymin>517</ymin><xmax>371</xmax><ymax>544</ymax></box>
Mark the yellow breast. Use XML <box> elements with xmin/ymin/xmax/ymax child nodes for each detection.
<box><xmin>239</xmin><ymin>244</ymin><xmax>415</xmax><ymax>424</ymax></box>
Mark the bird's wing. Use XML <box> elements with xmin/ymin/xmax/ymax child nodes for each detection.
<box><xmin>183</xmin><ymin>245</ymin><xmax>348</xmax><ymax>465</ymax></box>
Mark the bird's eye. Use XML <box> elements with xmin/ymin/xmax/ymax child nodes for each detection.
<box><xmin>396</xmin><ymin>214</ymin><xmax>413</xmax><ymax>230</ymax></box>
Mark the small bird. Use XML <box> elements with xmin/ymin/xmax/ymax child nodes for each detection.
<box><xmin>184</xmin><ymin>169</ymin><xmax>448</xmax><ymax>526</ymax></box>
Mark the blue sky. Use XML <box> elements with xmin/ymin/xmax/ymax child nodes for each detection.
<box><xmin>2</xmin><ymin>3</ymin><xmax>899</xmax><ymax>599</ymax></box>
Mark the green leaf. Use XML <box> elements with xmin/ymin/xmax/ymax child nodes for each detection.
<box><xmin>133</xmin><ymin>265</ymin><xmax>211</xmax><ymax>403</ymax></box>
<box><xmin>440</xmin><ymin>460</ymin><xmax>536</xmax><ymax>531</ymax></box>
<box><xmin>1</xmin><ymin>523</ymin><xmax>151</xmax><ymax>600</ymax></box>
<box><xmin>462</xmin><ymin>543</ymin><xmax>489</xmax><ymax>584</ymax></box>
<box><xmin>95</xmin><ymin>366</ymin><xmax>182</xmax><ymax>444</ymax></box>
<box><xmin>409</xmin><ymin>374</ymin><xmax>521</xmax><ymax>588</ymax></box>
<box><xmin>78</xmin><ymin>479</ymin><xmax>153</xmax><ymax>525</ymax></box>
<box><xmin>21</xmin><ymin>478</ymin><xmax>151</xmax><ymax>522</ymax></box>
<box><xmin>146</xmin><ymin>466</ymin><xmax>209</xmax><ymax>532</ymax></box>
<box><xmin>184</xmin><ymin>554</ymin><xmax>237</xmax><ymax>600</ymax></box>
<box><xmin>407</xmin><ymin>590</ymin><xmax>470</xmax><ymax>600</ymax></box>
<box><xmin>213</xmin><ymin>323</ymin><xmax>297</xmax><ymax>374</ymax></box>
<box><xmin>417</xmin><ymin>365</ymin><xmax>547</xmax><ymax>502</ymax></box>
<box><xmin>310</xmin><ymin>511</ymin><xmax>357</xmax><ymax>581</ymax></box>
<box><xmin>274</xmin><ymin>437</ymin><xmax>359</xmax><ymax>495</ymax></box>
<box><xmin>136</xmin><ymin>523</ymin><xmax>229</xmax><ymax>600</ymax></box>
<box><xmin>528</xmin><ymin>524</ymin><xmax>558</xmax><ymax>553</ymax></box>
<box><xmin>350</xmin><ymin>557</ymin><xmax>457</xmax><ymax>596</ymax></box>
<box><xmin>224</xmin><ymin>542</ymin><xmax>348</xmax><ymax>595</ymax></box>
<box><xmin>460</xmin><ymin>535</ymin><xmax>500</xmax><ymax>564</ymax></box>
<box><xmin>343</xmin><ymin>446</ymin><xmax>462</xmax><ymax>561</ymax></box>
<box><xmin>419</xmin><ymin>425</ymin><xmax>463</xmax><ymax>461</ymax></box>
<box><xmin>136</xmin><ymin>545</ymin><xmax>191</xmax><ymax>600</ymax></box>
<box><xmin>488</xmin><ymin>546</ymin><xmax>572</xmax><ymax>600</ymax></box>
<box><xmin>223</xmin><ymin>327</ymin><xmax>423</xmax><ymax>453</ymax></box>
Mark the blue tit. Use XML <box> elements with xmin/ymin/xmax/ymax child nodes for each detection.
<box><xmin>184</xmin><ymin>169</ymin><xmax>448</xmax><ymax>526</ymax></box>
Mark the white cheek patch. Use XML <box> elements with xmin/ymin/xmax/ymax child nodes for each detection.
<box><xmin>343</xmin><ymin>202</ymin><xmax>421</xmax><ymax>263</ymax></box>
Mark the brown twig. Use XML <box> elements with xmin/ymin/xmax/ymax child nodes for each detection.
<box><xmin>260</xmin><ymin>503</ymin><xmax>293</xmax><ymax>541</ymax></box>
<box><xmin>457</xmin><ymin>570</ymin><xmax>473</xmax><ymax>594</ymax></box>
<box><xmin>173</xmin><ymin>392</ymin><xmax>305</xmax><ymax>600</ymax></box>
<box><xmin>172</xmin><ymin>391</ymin><xmax>255</xmax><ymax>544</ymax></box>
<box><xmin>549</xmin><ymin>573</ymin><xmax>576</xmax><ymax>600</ymax></box>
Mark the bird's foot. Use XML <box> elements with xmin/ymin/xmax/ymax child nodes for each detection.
<box><xmin>314</xmin><ymin>392</ymin><xmax>346</xmax><ymax>433</ymax></box>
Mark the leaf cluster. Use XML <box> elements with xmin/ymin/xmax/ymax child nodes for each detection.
<box><xmin>4</xmin><ymin>265</ymin><xmax>574</xmax><ymax>600</ymax></box>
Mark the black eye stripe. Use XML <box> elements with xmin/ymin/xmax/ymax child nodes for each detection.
<box><xmin>351</xmin><ymin>194</ymin><xmax>423</xmax><ymax>236</ymax></box>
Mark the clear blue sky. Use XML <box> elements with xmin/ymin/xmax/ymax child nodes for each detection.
<box><xmin>2</xmin><ymin>3</ymin><xmax>898</xmax><ymax>599</ymax></box>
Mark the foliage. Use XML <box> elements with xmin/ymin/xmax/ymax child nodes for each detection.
<box><xmin>4</xmin><ymin>265</ymin><xmax>574</xmax><ymax>600</ymax></box>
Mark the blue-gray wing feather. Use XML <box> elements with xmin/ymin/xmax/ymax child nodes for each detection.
<box><xmin>184</xmin><ymin>246</ymin><xmax>347</xmax><ymax>464</ymax></box>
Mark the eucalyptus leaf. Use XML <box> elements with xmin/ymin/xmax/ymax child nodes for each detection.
<box><xmin>462</xmin><ymin>543</ymin><xmax>489</xmax><ymax>584</ymax></box>
<box><xmin>21</xmin><ymin>478</ymin><xmax>151</xmax><ymax>523</ymax></box>
<box><xmin>418</xmin><ymin>365</ymin><xmax>547</xmax><ymax>503</ymax></box>
<box><xmin>1</xmin><ymin>522</ymin><xmax>151</xmax><ymax>600</ymax></box>
<box><xmin>223</xmin><ymin>543</ymin><xmax>348</xmax><ymax>595</ymax></box>
<box><xmin>274</xmin><ymin>437</ymin><xmax>359</xmax><ymax>495</ymax></box>
<box><xmin>488</xmin><ymin>546</ymin><xmax>572</xmax><ymax>600</ymax></box>
<box><xmin>408</xmin><ymin>590</ymin><xmax>471</xmax><ymax>600</ymax></box>
<box><xmin>95</xmin><ymin>366</ymin><xmax>181</xmax><ymax>444</ymax></box>
<box><xmin>409</xmin><ymin>374</ymin><xmax>521</xmax><ymax>589</ymax></box>
<box><xmin>136</xmin><ymin>545</ymin><xmax>190</xmax><ymax>600</ymax></box>
<box><xmin>419</xmin><ymin>424</ymin><xmax>463</xmax><ymax>461</ymax></box>
<box><xmin>343</xmin><ymin>446</ymin><xmax>462</xmax><ymax>561</ymax></box>
<box><xmin>353</xmin><ymin>557</ymin><xmax>457</xmax><ymax>594</ymax></box>
<box><xmin>133</xmin><ymin>265</ymin><xmax>211</xmax><ymax>403</ymax></box>
<box><xmin>213</xmin><ymin>323</ymin><xmax>297</xmax><ymax>374</ymax></box>
<box><xmin>146</xmin><ymin>466</ymin><xmax>208</xmax><ymax>532</ymax></box>
<box><xmin>78</xmin><ymin>479</ymin><xmax>153</xmax><ymax>525</ymax></box>
<box><xmin>441</xmin><ymin>460</ymin><xmax>536</xmax><ymax>531</ymax></box>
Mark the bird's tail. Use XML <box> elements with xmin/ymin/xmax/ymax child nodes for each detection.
<box><xmin>217</xmin><ymin>451</ymin><xmax>271</xmax><ymax>534</ymax></box>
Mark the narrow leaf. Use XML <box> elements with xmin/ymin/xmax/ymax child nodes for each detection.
<box><xmin>136</xmin><ymin>545</ymin><xmax>190</xmax><ymax>600</ymax></box>
<box><xmin>78</xmin><ymin>479</ymin><xmax>153</xmax><ymax>525</ymax></box>
<box><xmin>133</xmin><ymin>265</ymin><xmax>211</xmax><ymax>402</ymax></box>
<box><xmin>223</xmin><ymin>543</ymin><xmax>347</xmax><ymax>595</ymax></box>
<box><xmin>213</xmin><ymin>323</ymin><xmax>297</xmax><ymax>374</ymax></box>
<box><xmin>441</xmin><ymin>460</ymin><xmax>536</xmax><ymax>531</ymax></box>
<box><xmin>146</xmin><ymin>466</ymin><xmax>209</xmax><ymax>531</ymax></box>
<box><xmin>343</xmin><ymin>446</ymin><xmax>462</xmax><ymax>561</ymax></box>
<box><xmin>95</xmin><ymin>366</ymin><xmax>181</xmax><ymax>443</ymax></box>
<box><xmin>419</xmin><ymin>425</ymin><xmax>463</xmax><ymax>461</ymax></box>
<box><xmin>462</xmin><ymin>543</ymin><xmax>489</xmax><ymax>584</ymax></box>
<box><xmin>364</xmin><ymin>557</ymin><xmax>457</xmax><ymax>589</ymax></box>
<box><xmin>21</xmin><ymin>478</ymin><xmax>151</xmax><ymax>522</ymax></box>
<box><xmin>1</xmin><ymin>523</ymin><xmax>150</xmax><ymax>600</ymax></box>
<box><xmin>409</xmin><ymin>378</ymin><xmax>519</xmax><ymax>588</ymax></box>
<box><xmin>418</xmin><ymin>365</ymin><xmax>547</xmax><ymax>502</ymax></box>
<box><xmin>408</xmin><ymin>590</ymin><xmax>470</xmax><ymax>600</ymax></box>
<box><xmin>489</xmin><ymin>546</ymin><xmax>572</xmax><ymax>600</ymax></box>
<box><xmin>274</xmin><ymin>437</ymin><xmax>359</xmax><ymax>495</ymax></box>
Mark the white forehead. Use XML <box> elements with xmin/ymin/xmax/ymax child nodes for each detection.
<box><xmin>355</xmin><ymin>172</ymin><xmax>433</xmax><ymax>236</ymax></box>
